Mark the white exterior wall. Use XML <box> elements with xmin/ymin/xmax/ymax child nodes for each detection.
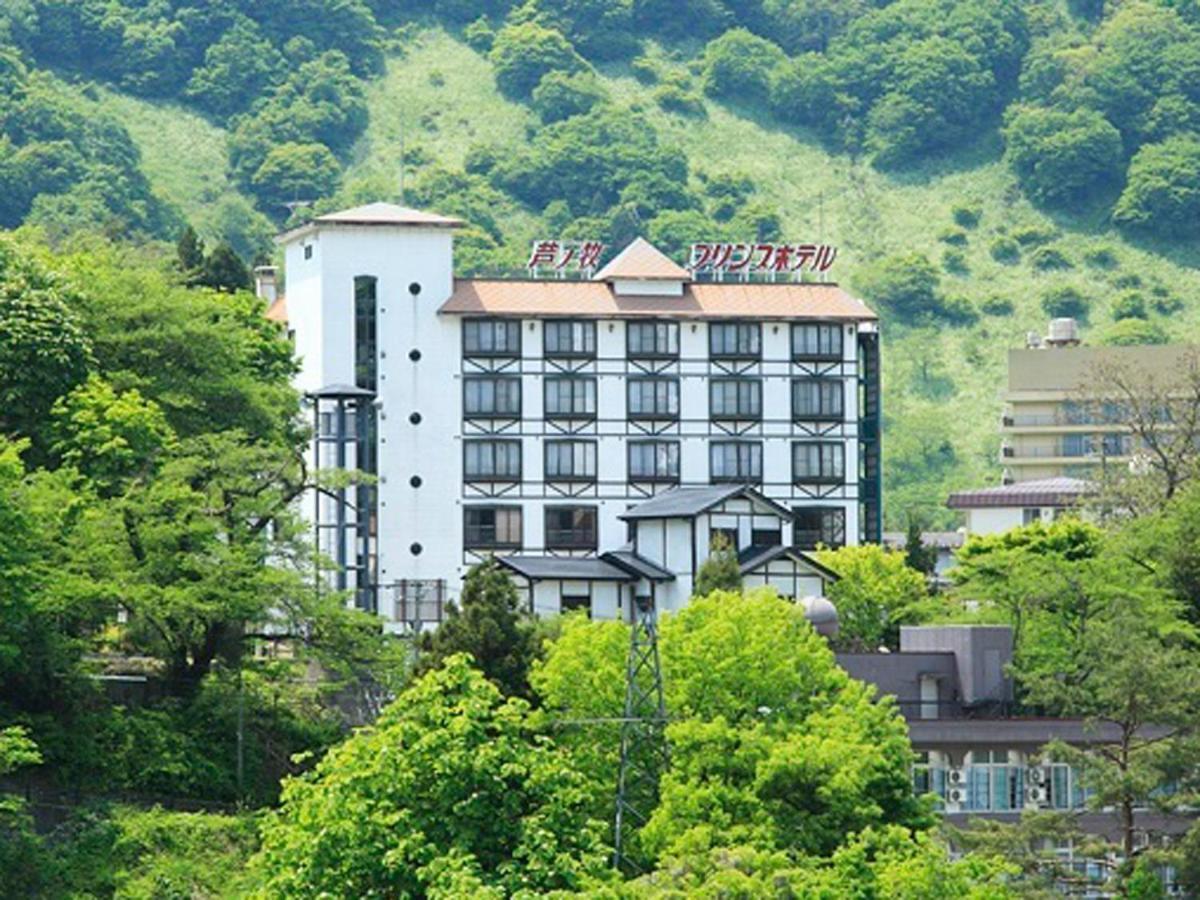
<box><xmin>284</xmin><ymin>221</ymin><xmax>871</xmax><ymax>623</ymax></box>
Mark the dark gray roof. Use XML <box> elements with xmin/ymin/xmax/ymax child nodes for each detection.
<box><xmin>497</xmin><ymin>555</ymin><xmax>634</xmax><ymax>582</ymax></box>
<box><xmin>907</xmin><ymin>717</ymin><xmax>1169</xmax><ymax>747</ymax></box>
<box><xmin>947</xmin><ymin>477</ymin><xmax>1093</xmax><ymax>510</ymax></box>
<box><xmin>309</xmin><ymin>383</ymin><xmax>375</xmax><ymax>398</ymax></box>
<box><xmin>737</xmin><ymin>545</ymin><xmax>841</xmax><ymax>581</ymax></box>
<box><xmin>602</xmin><ymin>550</ymin><xmax>675</xmax><ymax>582</ymax></box>
<box><xmin>620</xmin><ymin>484</ymin><xmax>791</xmax><ymax>521</ymax></box>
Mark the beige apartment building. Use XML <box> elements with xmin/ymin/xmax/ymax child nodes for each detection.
<box><xmin>1000</xmin><ymin>320</ymin><xmax>1197</xmax><ymax>483</ymax></box>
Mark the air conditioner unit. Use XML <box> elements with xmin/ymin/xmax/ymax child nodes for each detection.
<box><xmin>1026</xmin><ymin>766</ymin><xmax>1048</xmax><ymax>785</ymax></box>
<box><xmin>947</xmin><ymin>787</ymin><xmax>967</xmax><ymax>805</ymax></box>
<box><xmin>1025</xmin><ymin>786</ymin><xmax>1049</xmax><ymax>805</ymax></box>
<box><xmin>948</xmin><ymin>768</ymin><xmax>967</xmax><ymax>786</ymax></box>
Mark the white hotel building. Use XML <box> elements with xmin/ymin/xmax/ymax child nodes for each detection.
<box><xmin>269</xmin><ymin>203</ymin><xmax>881</xmax><ymax>627</ymax></box>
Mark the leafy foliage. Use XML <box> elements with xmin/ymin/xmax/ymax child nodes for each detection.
<box><xmin>815</xmin><ymin>543</ymin><xmax>931</xmax><ymax>649</ymax></box>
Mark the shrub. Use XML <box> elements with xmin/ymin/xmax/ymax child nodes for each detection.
<box><xmin>1113</xmin><ymin>272</ymin><xmax>1143</xmax><ymax>289</ymax></box>
<box><xmin>1041</xmin><ymin>284</ymin><xmax>1090</xmax><ymax>320</ymax></box>
<box><xmin>942</xmin><ymin>247</ymin><xmax>968</xmax><ymax>274</ymax></box>
<box><xmin>952</xmin><ymin>202</ymin><xmax>982</xmax><ymax>228</ymax></box>
<box><xmin>463</xmin><ymin>16</ymin><xmax>494</xmax><ymax>53</ymax></box>
<box><xmin>989</xmin><ymin>236</ymin><xmax>1020</xmax><ymax>263</ymax></box>
<box><xmin>1099</xmin><ymin>318</ymin><xmax>1169</xmax><ymax>345</ymax></box>
<box><xmin>1111</xmin><ymin>290</ymin><xmax>1147</xmax><ymax>320</ymax></box>
<box><xmin>531</xmin><ymin>70</ymin><xmax>607</xmax><ymax>123</ymax></box>
<box><xmin>1030</xmin><ymin>245</ymin><xmax>1073</xmax><ymax>271</ymax></box>
<box><xmin>463</xmin><ymin>143</ymin><xmax>497</xmax><ymax>176</ymax></box>
<box><xmin>1012</xmin><ymin>224</ymin><xmax>1058</xmax><ymax>246</ymax></box>
<box><xmin>1152</xmin><ymin>292</ymin><xmax>1185</xmax><ymax>315</ymax></box>
<box><xmin>854</xmin><ymin>252</ymin><xmax>942</xmax><ymax>322</ymax></box>
<box><xmin>631</xmin><ymin>56</ymin><xmax>660</xmax><ymax>84</ymax></box>
<box><xmin>654</xmin><ymin>83</ymin><xmax>706</xmax><ymax>117</ymax></box>
<box><xmin>981</xmin><ymin>296</ymin><xmax>1015</xmax><ymax>316</ymax></box>
<box><xmin>1004</xmin><ymin>105</ymin><xmax>1124</xmax><ymax>208</ymax></box>
<box><xmin>699</xmin><ymin>28</ymin><xmax>787</xmax><ymax>102</ymax></box>
<box><xmin>938</xmin><ymin>226</ymin><xmax>968</xmax><ymax>246</ymax></box>
<box><xmin>940</xmin><ymin>294</ymin><xmax>978</xmax><ymax>325</ymax></box>
<box><xmin>489</xmin><ymin>22</ymin><xmax>585</xmax><ymax>99</ymax></box>
<box><xmin>249</xmin><ymin>142</ymin><xmax>341</xmax><ymax>211</ymax></box>
<box><xmin>1114</xmin><ymin>135</ymin><xmax>1200</xmax><ymax>236</ymax></box>
<box><xmin>1083</xmin><ymin>246</ymin><xmax>1119</xmax><ymax>269</ymax></box>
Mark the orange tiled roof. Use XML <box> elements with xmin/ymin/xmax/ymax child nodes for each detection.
<box><xmin>439</xmin><ymin>279</ymin><xmax>876</xmax><ymax>321</ymax></box>
<box><xmin>265</xmin><ymin>294</ymin><xmax>288</xmax><ymax>323</ymax></box>
<box><xmin>594</xmin><ymin>237</ymin><xmax>690</xmax><ymax>281</ymax></box>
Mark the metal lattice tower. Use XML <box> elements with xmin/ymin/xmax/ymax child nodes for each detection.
<box><xmin>613</xmin><ymin>594</ymin><xmax>668</xmax><ymax>873</ymax></box>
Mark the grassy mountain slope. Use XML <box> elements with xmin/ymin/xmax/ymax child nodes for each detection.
<box><xmin>96</xmin><ymin>24</ymin><xmax>1200</xmax><ymax>527</ymax></box>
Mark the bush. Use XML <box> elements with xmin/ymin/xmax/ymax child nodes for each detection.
<box><xmin>249</xmin><ymin>142</ymin><xmax>341</xmax><ymax>211</ymax></box>
<box><xmin>1113</xmin><ymin>272</ymin><xmax>1143</xmax><ymax>289</ymax></box>
<box><xmin>940</xmin><ymin>294</ymin><xmax>978</xmax><ymax>325</ymax></box>
<box><xmin>981</xmin><ymin>295</ymin><xmax>1015</xmax><ymax>316</ymax></box>
<box><xmin>489</xmin><ymin>22</ymin><xmax>585</xmax><ymax>99</ymax></box>
<box><xmin>989</xmin><ymin>236</ymin><xmax>1020</xmax><ymax>263</ymax></box>
<box><xmin>1041</xmin><ymin>284</ymin><xmax>1090</xmax><ymax>320</ymax></box>
<box><xmin>1030</xmin><ymin>245</ymin><xmax>1073</xmax><ymax>271</ymax></box>
<box><xmin>631</xmin><ymin>56</ymin><xmax>660</xmax><ymax>84</ymax></box>
<box><xmin>1113</xmin><ymin>136</ymin><xmax>1200</xmax><ymax>236</ymax></box>
<box><xmin>938</xmin><ymin>226</ymin><xmax>968</xmax><ymax>246</ymax></box>
<box><xmin>1083</xmin><ymin>246</ymin><xmax>1119</xmax><ymax>269</ymax></box>
<box><xmin>463</xmin><ymin>16</ymin><xmax>494</xmax><ymax>53</ymax></box>
<box><xmin>942</xmin><ymin>247</ymin><xmax>968</xmax><ymax>274</ymax></box>
<box><xmin>952</xmin><ymin>202</ymin><xmax>982</xmax><ymax>228</ymax></box>
<box><xmin>463</xmin><ymin>143</ymin><xmax>498</xmax><ymax>176</ymax></box>
<box><xmin>1004</xmin><ymin>105</ymin><xmax>1124</xmax><ymax>208</ymax></box>
<box><xmin>654</xmin><ymin>83</ymin><xmax>706</xmax><ymax>117</ymax></box>
<box><xmin>1012</xmin><ymin>224</ymin><xmax>1058</xmax><ymax>246</ymax></box>
<box><xmin>699</xmin><ymin>28</ymin><xmax>787</xmax><ymax>102</ymax></box>
<box><xmin>1111</xmin><ymin>290</ymin><xmax>1147</xmax><ymax>320</ymax></box>
<box><xmin>531</xmin><ymin>70</ymin><xmax>607</xmax><ymax>123</ymax></box>
<box><xmin>1099</xmin><ymin>318</ymin><xmax>1169</xmax><ymax>345</ymax></box>
<box><xmin>1152</xmin><ymin>292</ymin><xmax>1185</xmax><ymax>315</ymax></box>
<box><xmin>854</xmin><ymin>252</ymin><xmax>941</xmax><ymax>322</ymax></box>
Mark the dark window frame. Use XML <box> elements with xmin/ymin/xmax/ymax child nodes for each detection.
<box><xmin>627</xmin><ymin>440</ymin><xmax>681</xmax><ymax>483</ymax></box>
<box><xmin>791</xmin><ymin>377</ymin><xmax>845</xmax><ymax>421</ymax></box>
<box><xmin>544</xmin><ymin>439</ymin><xmax>598</xmax><ymax>483</ymax></box>
<box><xmin>628</xmin><ymin>377</ymin><xmax>680</xmax><ymax>420</ymax></box>
<box><xmin>463</xmin><ymin>439</ymin><xmax>523</xmax><ymax>482</ymax></box>
<box><xmin>463</xmin><ymin>318</ymin><xmax>522</xmax><ymax>357</ymax></box>
<box><xmin>627</xmin><ymin>320</ymin><xmax>680</xmax><ymax>359</ymax></box>
<box><xmin>792</xmin><ymin>441</ymin><xmax>846</xmax><ymax>484</ymax></box>
<box><xmin>544</xmin><ymin>505</ymin><xmax>599</xmax><ymax>550</ymax></box>
<box><xmin>791</xmin><ymin>323</ymin><xmax>844</xmax><ymax>361</ymax></box>
<box><xmin>463</xmin><ymin>506</ymin><xmax>523</xmax><ymax>550</ymax></box>
<box><xmin>463</xmin><ymin>375</ymin><xmax>522</xmax><ymax>418</ymax></box>
<box><xmin>710</xmin><ymin>441</ymin><xmax>763</xmax><ymax>483</ymax></box>
<box><xmin>793</xmin><ymin>506</ymin><xmax>846</xmax><ymax>549</ymax></box>
<box><xmin>544</xmin><ymin>376</ymin><xmax>597</xmax><ymax>419</ymax></box>
<box><xmin>543</xmin><ymin>319</ymin><xmax>597</xmax><ymax>359</ymax></box>
<box><xmin>710</xmin><ymin>378</ymin><xmax>763</xmax><ymax>421</ymax></box>
<box><xmin>709</xmin><ymin>321</ymin><xmax>762</xmax><ymax>359</ymax></box>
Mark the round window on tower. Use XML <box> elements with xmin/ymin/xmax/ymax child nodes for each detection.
<box><xmin>410</xmin><ymin>542</ymin><xmax>423</xmax><ymax>556</ymax></box>
<box><xmin>410</xmin><ymin>475</ymin><xmax>422</xmax><ymax>488</ymax></box>
<box><xmin>409</xmin><ymin>349</ymin><xmax>421</xmax><ymax>362</ymax></box>
<box><xmin>408</xmin><ymin>282</ymin><xmax>422</xmax><ymax>296</ymax></box>
<box><xmin>409</xmin><ymin>412</ymin><xmax>422</xmax><ymax>425</ymax></box>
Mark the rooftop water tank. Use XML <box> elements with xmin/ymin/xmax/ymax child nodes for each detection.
<box><xmin>1046</xmin><ymin>317</ymin><xmax>1080</xmax><ymax>346</ymax></box>
<box><xmin>801</xmin><ymin>596</ymin><xmax>839</xmax><ymax>639</ymax></box>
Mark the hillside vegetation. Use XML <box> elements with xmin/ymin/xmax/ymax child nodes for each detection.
<box><xmin>5</xmin><ymin>0</ymin><xmax>1200</xmax><ymax>524</ymax></box>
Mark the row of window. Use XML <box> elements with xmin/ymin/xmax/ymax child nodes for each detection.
<box><xmin>463</xmin><ymin>505</ymin><xmax>847</xmax><ymax>551</ymax></box>
<box><xmin>463</xmin><ymin>376</ymin><xmax>846</xmax><ymax>420</ymax></box>
<box><xmin>464</xmin><ymin>439</ymin><xmax>847</xmax><ymax>484</ymax></box>
<box><xmin>913</xmin><ymin>756</ymin><xmax>1092</xmax><ymax>813</ymax></box>
<box><xmin>463</xmin><ymin>320</ymin><xmax>847</xmax><ymax>361</ymax></box>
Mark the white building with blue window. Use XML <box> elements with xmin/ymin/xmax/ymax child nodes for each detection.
<box><xmin>270</xmin><ymin>202</ymin><xmax>881</xmax><ymax>625</ymax></box>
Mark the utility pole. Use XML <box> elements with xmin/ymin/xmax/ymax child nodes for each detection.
<box><xmin>612</xmin><ymin>593</ymin><xmax>668</xmax><ymax>874</ymax></box>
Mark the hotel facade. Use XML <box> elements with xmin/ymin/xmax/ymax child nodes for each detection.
<box><xmin>270</xmin><ymin>203</ymin><xmax>881</xmax><ymax>626</ymax></box>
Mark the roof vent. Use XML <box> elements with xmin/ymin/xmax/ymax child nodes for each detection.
<box><xmin>1045</xmin><ymin>318</ymin><xmax>1080</xmax><ymax>347</ymax></box>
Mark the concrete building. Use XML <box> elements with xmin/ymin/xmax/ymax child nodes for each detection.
<box><xmin>269</xmin><ymin>202</ymin><xmax>882</xmax><ymax>626</ymax></box>
<box><xmin>1001</xmin><ymin>318</ymin><xmax>1196</xmax><ymax>484</ymax></box>
<box><xmin>946</xmin><ymin>477</ymin><xmax>1094</xmax><ymax>536</ymax></box>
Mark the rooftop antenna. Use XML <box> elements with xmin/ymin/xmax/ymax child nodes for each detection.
<box><xmin>397</xmin><ymin>120</ymin><xmax>405</xmax><ymax>204</ymax></box>
<box><xmin>612</xmin><ymin>593</ymin><xmax>668</xmax><ymax>874</ymax></box>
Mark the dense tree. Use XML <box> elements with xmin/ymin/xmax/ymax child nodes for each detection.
<box><xmin>815</xmin><ymin>543</ymin><xmax>931</xmax><ymax>649</ymax></box>
<box><xmin>198</xmin><ymin>240</ymin><xmax>253</xmax><ymax>292</ymax></box>
<box><xmin>698</xmin><ymin>28</ymin><xmax>787</xmax><ymax>103</ymax></box>
<box><xmin>249</xmin><ymin>142</ymin><xmax>342</xmax><ymax>213</ymax></box>
<box><xmin>1003</xmin><ymin>105</ymin><xmax>1124</xmax><ymax>208</ymax></box>
<box><xmin>489</xmin><ymin>21</ymin><xmax>586</xmax><ymax>99</ymax></box>
<box><xmin>185</xmin><ymin>18</ymin><xmax>285</xmax><ymax>118</ymax></box>
<box><xmin>416</xmin><ymin>558</ymin><xmax>539</xmax><ymax>699</ymax></box>
<box><xmin>1113</xmin><ymin>136</ymin><xmax>1200</xmax><ymax>235</ymax></box>
<box><xmin>530</xmin><ymin>69</ymin><xmax>607</xmax><ymax>123</ymax></box>
<box><xmin>853</xmin><ymin>252</ymin><xmax>941</xmax><ymax>322</ymax></box>
<box><xmin>251</xmin><ymin>656</ymin><xmax>611</xmax><ymax>897</ymax></box>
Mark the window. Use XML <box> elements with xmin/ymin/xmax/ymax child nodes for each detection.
<box><xmin>544</xmin><ymin>377</ymin><xmax>596</xmax><ymax>418</ymax></box>
<box><xmin>1062</xmin><ymin>433</ymin><xmax>1092</xmax><ymax>457</ymax></box>
<box><xmin>628</xmin><ymin>378</ymin><xmax>679</xmax><ymax>418</ymax></box>
<box><xmin>463</xmin><ymin>319</ymin><xmax>521</xmax><ymax>356</ymax></box>
<box><xmin>709</xmin><ymin>322</ymin><xmax>761</xmax><ymax>358</ymax></box>
<box><xmin>751</xmin><ymin>527</ymin><xmax>781</xmax><ymax>547</ymax></box>
<box><xmin>464</xmin><ymin>376</ymin><xmax>521</xmax><ymax>417</ymax></box>
<box><xmin>627</xmin><ymin>321</ymin><xmax>679</xmax><ymax>358</ymax></box>
<box><xmin>561</xmin><ymin>595</ymin><xmax>592</xmax><ymax>617</ymax></box>
<box><xmin>545</xmin><ymin>506</ymin><xmax>597</xmax><ymax>550</ymax></box>
<box><xmin>792</xmin><ymin>323</ymin><xmax>843</xmax><ymax>360</ymax></box>
<box><xmin>710</xmin><ymin>442</ymin><xmax>762</xmax><ymax>483</ymax></box>
<box><xmin>545</xmin><ymin>440</ymin><xmax>597</xmax><ymax>481</ymax></box>
<box><xmin>793</xmin><ymin>442</ymin><xmax>845</xmax><ymax>483</ymax></box>
<box><xmin>793</xmin><ymin>507</ymin><xmax>846</xmax><ymax>549</ymax></box>
<box><xmin>710</xmin><ymin>527</ymin><xmax>738</xmax><ymax>550</ymax></box>
<box><xmin>1046</xmin><ymin>763</ymin><xmax>1091</xmax><ymax>810</ymax></box>
<box><xmin>710</xmin><ymin>379</ymin><xmax>762</xmax><ymax>419</ymax></box>
<box><xmin>628</xmin><ymin>441</ymin><xmax>680</xmax><ymax>482</ymax></box>
<box><xmin>1022</xmin><ymin>508</ymin><xmax>1042</xmax><ymax>525</ymax></box>
<box><xmin>354</xmin><ymin>276</ymin><xmax>377</xmax><ymax>392</ymax></box>
<box><xmin>463</xmin><ymin>507</ymin><xmax>522</xmax><ymax>549</ymax></box>
<box><xmin>304</xmin><ymin>244</ymin><xmax>313</xmax><ymax>260</ymax></box>
<box><xmin>965</xmin><ymin>751</ymin><xmax>1023</xmax><ymax>813</ymax></box>
<box><xmin>544</xmin><ymin>320</ymin><xmax>596</xmax><ymax>357</ymax></box>
<box><xmin>792</xmin><ymin>378</ymin><xmax>844</xmax><ymax>420</ymax></box>
<box><xmin>464</xmin><ymin>440</ymin><xmax>522</xmax><ymax>481</ymax></box>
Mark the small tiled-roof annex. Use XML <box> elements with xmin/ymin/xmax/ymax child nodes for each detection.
<box><xmin>946</xmin><ymin>477</ymin><xmax>1094</xmax><ymax>510</ymax></box>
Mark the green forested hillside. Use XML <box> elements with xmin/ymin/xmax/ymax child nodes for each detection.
<box><xmin>6</xmin><ymin>0</ymin><xmax>1200</xmax><ymax>525</ymax></box>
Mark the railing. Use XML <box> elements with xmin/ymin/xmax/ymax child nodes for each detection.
<box><xmin>387</xmin><ymin>580</ymin><xmax>446</xmax><ymax>626</ymax></box>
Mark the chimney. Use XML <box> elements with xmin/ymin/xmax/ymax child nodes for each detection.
<box><xmin>254</xmin><ymin>266</ymin><xmax>278</xmax><ymax>304</ymax></box>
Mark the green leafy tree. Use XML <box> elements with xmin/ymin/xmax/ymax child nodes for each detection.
<box><xmin>1004</xmin><ymin>105</ymin><xmax>1124</xmax><ymax>208</ymax></box>
<box><xmin>250</xmin><ymin>656</ymin><xmax>611</xmax><ymax>897</ymax></box>
<box><xmin>198</xmin><ymin>240</ymin><xmax>252</xmax><ymax>293</ymax></box>
<box><xmin>416</xmin><ymin>558</ymin><xmax>539</xmax><ymax>699</ymax></box>
<box><xmin>0</xmin><ymin>726</ymin><xmax>47</xmax><ymax>897</ymax></box>
<box><xmin>854</xmin><ymin>252</ymin><xmax>942</xmax><ymax>322</ymax></box>
<box><xmin>814</xmin><ymin>543</ymin><xmax>931</xmax><ymax>649</ymax></box>
<box><xmin>489</xmin><ymin>21</ymin><xmax>586</xmax><ymax>100</ymax></box>
<box><xmin>699</xmin><ymin>28</ymin><xmax>787</xmax><ymax>103</ymax></box>
<box><xmin>904</xmin><ymin>518</ymin><xmax>939</xmax><ymax>576</ymax></box>
<box><xmin>185</xmin><ymin>18</ymin><xmax>285</xmax><ymax>118</ymax></box>
<box><xmin>249</xmin><ymin>141</ymin><xmax>342</xmax><ymax>213</ymax></box>
<box><xmin>1099</xmin><ymin>318</ymin><xmax>1168</xmax><ymax>346</ymax></box>
<box><xmin>530</xmin><ymin>69</ymin><xmax>607</xmax><ymax>123</ymax></box>
<box><xmin>693</xmin><ymin>532</ymin><xmax>742</xmax><ymax>597</ymax></box>
<box><xmin>175</xmin><ymin>225</ymin><xmax>205</xmax><ymax>282</ymax></box>
<box><xmin>1114</xmin><ymin>136</ymin><xmax>1200</xmax><ymax>236</ymax></box>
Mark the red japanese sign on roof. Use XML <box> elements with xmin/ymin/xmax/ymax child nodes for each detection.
<box><xmin>689</xmin><ymin>242</ymin><xmax>837</xmax><ymax>277</ymax></box>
